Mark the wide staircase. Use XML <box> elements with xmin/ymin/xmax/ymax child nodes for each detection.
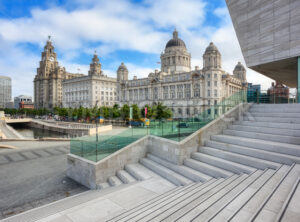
<box><xmin>104</xmin><ymin>103</ymin><xmax>300</xmax><ymax>221</ymax></box>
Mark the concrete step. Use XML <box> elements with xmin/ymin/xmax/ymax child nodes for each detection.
<box><xmin>251</xmin><ymin>104</ymin><xmax>300</xmax><ymax>109</ymax></box>
<box><xmin>140</xmin><ymin>158</ymin><xmax>193</xmax><ymax>186</ymax></box>
<box><xmin>205</xmin><ymin>169</ymin><xmax>266</xmax><ymax>222</ymax></box>
<box><xmin>277</xmin><ymin>177</ymin><xmax>300</xmax><ymax>222</ymax></box>
<box><xmin>183</xmin><ymin>158</ymin><xmax>233</xmax><ymax>178</ymax></box>
<box><xmin>206</xmin><ymin>140</ymin><xmax>300</xmax><ymax>165</ymax></box>
<box><xmin>249</xmin><ymin>112</ymin><xmax>300</xmax><ymax>118</ymax></box>
<box><xmin>226</xmin><ymin>165</ymin><xmax>291</xmax><ymax>222</ymax></box>
<box><xmin>177</xmin><ymin>171</ymin><xmax>265</xmax><ymax>222</ymax></box>
<box><xmin>211</xmin><ymin>135</ymin><xmax>300</xmax><ymax>157</ymax></box>
<box><xmin>229</xmin><ymin>124</ymin><xmax>300</xmax><ymax>137</ymax></box>
<box><xmin>209</xmin><ymin>168</ymin><xmax>281</xmax><ymax>222</ymax></box>
<box><xmin>107</xmin><ymin>185</ymin><xmax>186</xmax><ymax>222</ymax></box>
<box><xmin>156</xmin><ymin>175</ymin><xmax>243</xmax><ymax>222</ymax></box>
<box><xmin>123</xmin><ymin>180</ymin><xmax>217</xmax><ymax>222</ymax></box>
<box><xmin>147</xmin><ymin>153</ymin><xmax>212</xmax><ymax>182</ymax></box>
<box><xmin>199</xmin><ymin>146</ymin><xmax>280</xmax><ymax>170</ymax></box>
<box><xmin>97</xmin><ymin>182</ymin><xmax>110</xmax><ymax>190</ymax></box>
<box><xmin>234</xmin><ymin>120</ymin><xmax>300</xmax><ymax>130</ymax></box>
<box><xmin>223</xmin><ymin>129</ymin><xmax>300</xmax><ymax>145</ymax></box>
<box><xmin>192</xmin><ymin>152</ymin><xmax>256</xmax><ymax>174</ymax></box>
<box><xmin>136</xmin><ymin>177</ymin><xmax>231</xmax><ymax>222</ymax></box>
<box><xmin>124</xmin><ymin>163</ymin><xmax>158</xmax><ymax>181</ymax></box>
<box><xmin>243</xmin><ymin>115</ymin><xmax>300</xmax><ymax>124</ymax></box>
<box><xmin>116</xmin><ymin>170</ymin><xmax>136</xmax><ymax>184</ymax></box>
<box><xmin>253</xmin><ymin>164</ymin><xmax>300</xmax><ymax>222</ymax></box>
<box><xmin>108</xmin><ymin>176</ymin><xmax>123</xmax><ymax>187</ymax></box>
<box><xmin>250</xmin><ymin>108</ymin><xmax>300</xmax><ymax>113</ymax></box>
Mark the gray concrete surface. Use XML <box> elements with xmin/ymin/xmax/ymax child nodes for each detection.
<box><xmin>226</xmin><ymin>0</ymin><xmax>300</xmax><ymax>87</ymax></box>
<box><xmin>0</xmin><ymin>141</ymin><xmax>88</xmax><ymax>220</ymax></box>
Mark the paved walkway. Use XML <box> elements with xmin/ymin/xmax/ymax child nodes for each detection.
<box><xmin>0</xmin><ymin>141</ymin><xmax>87</xmax><ymax>220</ymax></box>
<box><xmin>3</xmin><ymin>176</ymin><xmax>175</xmax><ymax>222</ymax></box>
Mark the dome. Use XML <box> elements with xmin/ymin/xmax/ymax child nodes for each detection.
<box><xmin>205</xmin><ymin>42</ymin><xmax>219</xmax><ymax>53</ymax></box>
<box><xmin>234</xmin><ymin>62</ymin><xmax>246</xmax><ymax>71</ymax></box>
<box><xmin>118</xmin><ymin>62</ymin><xmax>128</xmax><ymax>71</ymax></box>
<box><xmin>165</xmin><ymin>29</ymin><xmax>186</xmax><ymax>49</ymax></box>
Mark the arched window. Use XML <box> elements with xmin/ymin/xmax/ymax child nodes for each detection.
<box><xmin>178</xmin><ymin>108</ymin><xmax>182</xmax><ymax>115</ymax></box>
<box><xmin>194</xmin><ymin>108</ymin><xmax>198</xmax><ymax>115</ymax></box>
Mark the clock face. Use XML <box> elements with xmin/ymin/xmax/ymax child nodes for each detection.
<box><xmin>50</xmin><ymin>56</ymin><xmax>54</xmax><ymax>62</ymax></box>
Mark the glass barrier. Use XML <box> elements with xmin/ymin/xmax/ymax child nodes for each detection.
<box><xmin>70</xmin><ymin>90</ymin><xmax>247</xmax><ymax>162</ymax></box>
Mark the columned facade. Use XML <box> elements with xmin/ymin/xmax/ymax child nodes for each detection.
<box><xmin>118</xmin><ymin>30</ymin><xmax>247</xmax><ymax>118</ymax></box>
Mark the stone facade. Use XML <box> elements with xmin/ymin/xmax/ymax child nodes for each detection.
<box><xmin>226</xmin><ymin>0</ymin><xmax>300</xmax><ymax>88</ymax></box>
<box><xmin>118</xmin><ymin>30</ymin><xmax>247</xmax><ymax>118</ymax></box>
<box><xmin>62</xmin><ymin>53</ymin><xmax>117</xmax><ymax>108</ymax></box>
<box><xmin>34</xmin><ymin>38</ymin><xmax>83</xmax><ymax>109</ymax></box>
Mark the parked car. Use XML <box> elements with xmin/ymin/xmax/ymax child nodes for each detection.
<box><xmin>177</xmin><ymin>123</ymin><xmax>189</xmax><ymax>128</ymax></box>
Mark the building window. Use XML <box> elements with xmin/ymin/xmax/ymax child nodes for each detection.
<box><xmin>214</xmin><ymin>90</ymin><xmax>217</xmax><ymax>97</ymax></box>
<box><xmin>214</xmin><ymin>81</ymin><xmax>217</xmax><ymax>87</ymax></box>
<box><xmin>207</xmin><ymin>74</ymin><xmax>210</xmax><ymax>78</ymax></box>
<box><xmin>214</xmin><ymin>74</ymin><xmax>217</xmax><ymax>78</ymax></box>
<box><xmin>208</xmin><ymin>100</ymin><xmax>211</xmax><ymax>105</ymax></box>
<box><xmin>207</xmin><ymin>81</ymin><xmax>210</xmax><ymax>87</ymax></box>
<box><xmin>208</xmin><ymin>90</ymin><xmax>210</xmax><ymax>97</ymax></box>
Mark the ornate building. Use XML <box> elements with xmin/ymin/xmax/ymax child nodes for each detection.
<box><xmin>118</xmin><ymin>30</ymin><xmax>247</xmax><ymax>118</ymax></box>
<box><xmin>62</xmin><ymin>52</ymin><xmax>117</xmax><ymax>108</ymax></box>
<box><xmin>34</xmin><ymin>37</ymin><xmax>83</xmax><ymax>109</ymax></box>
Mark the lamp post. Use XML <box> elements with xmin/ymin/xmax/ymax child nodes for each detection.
<box><xmin>95</xmin><ymin>100</ymin><xmax>99</xmax><ymax>143</ymax></box>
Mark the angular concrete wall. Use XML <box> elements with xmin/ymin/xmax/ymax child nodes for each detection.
<box><xmin>226</xmin><ymin>0</ymin><xmax>300</xmax><ymax>87</ymax></box>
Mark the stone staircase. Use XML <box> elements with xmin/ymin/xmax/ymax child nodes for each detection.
<box><xmin>107</xmin><ymin>164</ymin><xmax>300</xmax><ymax>222</ymax></box>
<box><xmin>105</xmin><ymin>103</ymin><xmax>300</xmax><ymax>221</ymax></box>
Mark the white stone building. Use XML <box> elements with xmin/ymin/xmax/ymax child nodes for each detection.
<box><xmin>63</xmin><ymin>53</ymin><xmax>117</xmax><ymax>108</ymax></box>
<box><xmin>117</xmin><ymin>30</ymin><xmax>247</xmax><ymax>118</ymax></box>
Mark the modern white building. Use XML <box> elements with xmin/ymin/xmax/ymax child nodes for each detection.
<box><xmin>117</xmin><ymin>30</ymin><xmax>247</xmax><ymax>118</ymax></box>
<box><xmin>0</xmin><ymin>75</ymin><xmax>12</xmax><ymax>108</ymax></box>
<box><xmin>63</xmin><ymin>53</ymin><xmax>117</xmax><ymax>108</ymax></box>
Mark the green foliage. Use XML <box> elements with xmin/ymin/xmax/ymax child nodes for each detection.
<box><xmin>153</xmin><ymin>102</ymin><xmax>172</xmax><ymax>120</ymax></box>
<box><xmin>120</xmin><ymin>104</ymin><xmax>130</xmax><ymax>120</ymax></box>
<box><xmin>1</xmin><ymin>102</ymin><xmax>173</xmax><ymax>121</ymax></box>
<box><xmin>131</xmin><ymin>104</ymin><xmax>140</xmax><ymax>120</ymax></box>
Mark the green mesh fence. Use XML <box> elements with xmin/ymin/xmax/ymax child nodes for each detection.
<box><xmin>70</xmin><ymin>90</ymin><xmax>247</xmax><ymax>162</ymax></box>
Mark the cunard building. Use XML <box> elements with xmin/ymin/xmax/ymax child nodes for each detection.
<box><xmin>117</xmin><ymin>29</ymin><xmax>248</xmax><ymax>118</ymax></box>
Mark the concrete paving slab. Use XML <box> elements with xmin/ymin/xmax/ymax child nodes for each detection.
<box><xmin>21</xmin><ymin>152</ymin><xmax>39</xmax><ymax>159</ymax></box>
<box><xmin>0</xmin><ymin>156</ymin><xmax>9</xmax><ymax>164</ymax></box>
<box><xmin>7</xmin><ymin>153</ymin><xmax>24</xmax><ymax>162</ymax></box>
<box><xmin>66</xmin><ymin>199</ymin><xmax>123</xmax><ymax>222</ymax></box>
<box><xmin>33</xmin><ymin>150</ymin><xmax>53</xmax><ymax>157</ymax></box>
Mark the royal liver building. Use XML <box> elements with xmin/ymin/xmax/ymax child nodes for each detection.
<box><xmin>117</xmin><ymin>29</ymin><xmax>247</xmax><ymax>118</ymax></box>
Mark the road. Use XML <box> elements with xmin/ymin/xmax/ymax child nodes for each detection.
<box><xmin>0</xmin><ymin>141</ymin><xmax>88</xmax><ymax>219</ymax></box>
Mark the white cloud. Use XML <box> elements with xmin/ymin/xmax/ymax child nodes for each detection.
<box><xmin>0</xmin><ymin>0</ymin><xmax>276</xmax><ymax>99</ymax></box>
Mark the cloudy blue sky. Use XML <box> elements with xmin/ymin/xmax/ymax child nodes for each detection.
<box><xmin>0</xmin><ymin>0</ymin><xmax>273</xmax><ymax>98</ymax></box>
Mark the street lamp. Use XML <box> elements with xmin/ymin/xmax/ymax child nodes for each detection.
<box><xmin>95</xmin><ymin>100</ymin><xmax>99</xmax><ymax>143</ymax></box>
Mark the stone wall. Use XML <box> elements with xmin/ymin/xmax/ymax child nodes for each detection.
<box><xmin>67</xmin><ymin>136</ymin><xmax>148</xmax><ymax>189</ymax></box>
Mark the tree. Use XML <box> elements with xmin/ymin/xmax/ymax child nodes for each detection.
<box><xmin>154</xmin><ymin>102</ymin><xmax>172</xmax><ymax>119</ymax></box>
<box><xmin>120</xmin><ymin>104</ymin><xmax>130</xmax><ymax>120</ymax></box>
<box><xmin>131</xmin><ymin>104</ymin><xmax>140</xmax><ymax>120</ymax></box>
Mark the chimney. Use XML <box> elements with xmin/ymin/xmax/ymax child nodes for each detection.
<box><xmin>133</xmin><ymin>76</ymin><xmax>137</xmax><ymax>80</ymax></box>
<box><xmin>195</xmin><ymin>66</ymin><xmax>199</xmax><ymax>70</ymax></box>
